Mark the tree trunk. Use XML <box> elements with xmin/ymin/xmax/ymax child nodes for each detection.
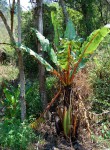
<box><xmin>0</xmin><ymin>3</ymin><xmax>26</xmax><ymax>121</ymax></box>
<box><xmin>0</xmin><ymin>10</ymin><xmax>15</xmax><ymax>43</ymax></box>
<box><xmin>34</xmin><ymin>0</ymin><xmax>47</xmax><ymax>109</ymax></box>
<box><xmin>10</xmin><ymin>0</ymin><xmax>15</xmax><ymax>33</ymax></box>
<box><xmin>17</xmin><ymin>0</ymin><xmax>26</xmax><ymax>121</ymax></box>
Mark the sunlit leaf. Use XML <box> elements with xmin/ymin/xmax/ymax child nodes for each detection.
<box><xmin>70</xmin><ymin>24</ymin><xmax>110</xmax><ymax>82</ymax></box>
<box><xmin>81</xmin><ymin>25</ymin><xmax>110</xmax><ymax>57</ymax></box>
<box><xmin>3</xmin><ymin>88</ymin><xmax>13</xmax><ymax>102</ymax></box>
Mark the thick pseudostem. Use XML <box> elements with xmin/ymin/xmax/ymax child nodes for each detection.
<box><xmin>63</xmin><ymin>85</ymin><xmax>71</xmax><ymax>108</ymax></box>
<box><xmin>56</xmin><ymin>81</ymin><xmax>91</xmax><ymax>142</ymax></box>
<box><xmin>33</xmin><ymin>71</ymin><xmax>91</xmax><ymax>143</ymax></box>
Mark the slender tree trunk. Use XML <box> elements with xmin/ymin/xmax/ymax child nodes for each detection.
<box><xmin>0</xmin><ymin>3</ymin><xmax>26</xmax><ymax>121</ymax></box>
<box><xmin>17</xmin><ymin>0</ymin><xmax>26</xmax><ymax>121</ymax></box>
<box><xmin>34</xmin><ymin>0</ymin><xmax>47</xmax><ymax>109</ymax></box>
<box><xmin>10</xmin><ymin>0</ymin><xmax>15</xmax><ymax>33</ymax></box>
<box><xmin>0</xmin><ymin>11</ymin><xmax>15</xmax><ymax>43</ymax></box>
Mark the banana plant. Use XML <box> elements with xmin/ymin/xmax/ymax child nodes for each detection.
<box><xmin>19</xmin><ymin>21</ymin><xmax>110</xmax><ymax>87</ymax></box>
<box><xmin>18</xmin><ymin>20</ymin><xmax>110</xmax><ymax>136</ymax></box>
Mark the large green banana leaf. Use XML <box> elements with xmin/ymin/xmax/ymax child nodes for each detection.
<box><xmin>20</xmin><ymin>45</ymin><xmax>54</xmax><ymax>72</ymax></box>
<box><xmin>80</xmin><ymin>24</ymin><xmax>110</xmax><ymax>57</ymax></box>
<box><xmin>57</xmin><ymin>20</ymin><xmax>79</xmax><ymax>70</ymax></box>
<box><xmin>51</xmin><ymin>11</ymin><xmax>60</xmax><ymax>47</ymax></box>
<box><xmin>76</xmin><ymin>24</ymin><xmax>110</xmax><ymax>70</ymax></box>
<box><xmin>31</xmin><ymin>28</ymin><xmax>58</xmax><ymax>65</ymax></box>
<box><xmin>70</xmin><ymin>24</ymin><xmax>110</xmax><ymax>81</ymax></box>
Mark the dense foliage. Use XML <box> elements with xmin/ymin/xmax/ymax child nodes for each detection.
<box><xmin>0</xmin><ymin>119</ymin><xmax>36</xmax><ymax>150</ymax></box>
<box><xmin>89</xmin><ymin>36</ymin><xmax>110</xmax><ymax>113</ymax></box>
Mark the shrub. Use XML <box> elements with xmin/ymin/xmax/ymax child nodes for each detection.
<box><xmin>88</xmin><ymin>36</ymin><xmax>110</xmax><ymax>113</ymax></box>
<box><xmin>0</xmin><ymin>119</ymin><xmax>36</xmax><ymax>150</ymax></box>
<box><xmin>26</xmin><ymin>77</ymin><xmax>57</xmax><ymax>118</ymax></box>
<box><xmin>101</xmin><ymin>121</ymin><xmax>110</xmax><ymax>139</ymax></box>
<box><xmin>0</xmin><ymin>84</ymin><xmax>20</xmax><ymax>119</ymax></box>
<box><xmin>46</xmin><ymin>76</ymin><xmax>57</xmax><ymax>102</ymax></box>
<box><xmin>25</xmin><ymin>80</ymin><xmax>42</xmax><ymax>118</ymax></box>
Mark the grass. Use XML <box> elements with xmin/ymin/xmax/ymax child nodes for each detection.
<box><xmin>0</xmin><ymin>64</ymin><xmax>19</xmax><ymax>83</ymax></box>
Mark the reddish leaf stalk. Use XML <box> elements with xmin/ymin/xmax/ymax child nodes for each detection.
<box><xmin>38</xmin><ymin>89</ymin><xmax>61</xmax><ymax>118</ymax></box>
<box><xmin>70</xmin><ymin>31</ymin><xmax>99</xmax><ymax>83</ymax></box>
<box><xmin>52</xmin><ymin>69</ymin><xmax>66</xmax><ymax>85</ymax></box>
<box><xmin>67</xmin><ymin>44</ymin><xmax>71</xmax><ymax>85</ymax></box>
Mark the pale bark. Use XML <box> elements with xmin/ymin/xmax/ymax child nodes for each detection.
<box><xmin>0</xmin><ymin>11</ymin><xmax>15</xmax><ymax>43</ymax></box>
<box><xmin>17</xmin><ymin>0</ymin><xmax>26</xmax><ymax>121</ymax></box>
<box><xmin>0</xmin><ymin>4</ymin><xmax>26</xmax><ymax>121</ymax></box>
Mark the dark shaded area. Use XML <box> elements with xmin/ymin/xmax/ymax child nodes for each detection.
<box><xmin>0</xmin><ymin>50</ymin><xmax>7</xmax><ymax>64</ymax></box>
